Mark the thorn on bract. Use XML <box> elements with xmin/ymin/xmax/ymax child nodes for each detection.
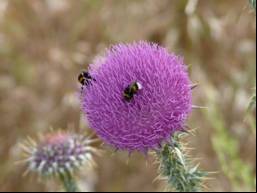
<box><xmin>190</xmin><ymin>83</ymin><xmax>199</xmax><ymax>90</ymax></box>
<box><xmin>192</xmin><ymin>105</ymin><xmax>208</xmax><ymax>109</ymax></box>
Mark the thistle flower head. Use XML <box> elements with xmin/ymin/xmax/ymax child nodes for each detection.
<box><xmin>21</xmin><ymin>131</ymin><xmax>96</xmax><ymax>177</ymax></box>
<box><xmin>81</xmin><ymin>41</ymin><xmax>192</xmax><ymax>152</ymax></box>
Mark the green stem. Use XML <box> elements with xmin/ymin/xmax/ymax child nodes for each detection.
<box><xmin>249</xmin><ymin>0</ymin><xmax>256</xmax><ymax>11</ymax></box>
<box><xmin>59</xmin><ymin>172</ymin><xmax>80</xmax><ymax>192</ymax></box>
<box><xmin>157</xmin><ymin>134</ymin><xmax>207</xmax><ymax>192</ymax></box>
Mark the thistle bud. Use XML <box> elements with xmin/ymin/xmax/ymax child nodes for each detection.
<box><xmin>21</xmin><ymin>131</ymin><xmax>96</xmax><ymax>177</ymax></box>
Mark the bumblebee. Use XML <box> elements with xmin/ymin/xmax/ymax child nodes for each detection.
<box><xmin>78</xmin><ymin>71</ymin><xmax>96</xmax><ymax>87</ymax></box>
<box><xmin>123</xmin><ymin>81</ymin><xmax>142</xmax><ymax>101</ymax></box>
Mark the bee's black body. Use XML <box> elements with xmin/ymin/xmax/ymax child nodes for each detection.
<box><xmin>78</xmin><ymin>71</ymin><xmax>96</xmax><ymax>87</ymax></box>
<box><xmin>123</xmin><ymin>81</ymin><xmax>142</xmax><ymax>101</ymax></box>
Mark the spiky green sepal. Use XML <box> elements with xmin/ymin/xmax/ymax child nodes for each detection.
<box><xmin>157</xmin><ymin>133</ymin><xmax>207</xmax><ymax>192</ymax></box>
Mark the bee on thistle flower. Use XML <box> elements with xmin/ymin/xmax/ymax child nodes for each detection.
<box><xmin>80</xmin><ymin>41</ymin><xmax>197</xmax><ymax>152</ymax></box>
<box><xmin>123</xmin><ymin>81</ymin><xmax>143</xmax><ymax>101</ymax></box>
<box><xmin>78</xmin><ymin>70</ymin><xmax>96</xmax><ymax>89</ymax></box>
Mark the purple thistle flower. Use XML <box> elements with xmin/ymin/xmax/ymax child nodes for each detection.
<box><xmin>81</xmin><ymin>41</ymin><xmax>192</xmax><ymax>152</ymax></box>
<box><xmin>21</xmin><ymin>131</ymin><xmax>97</xmax><ymax>176</ymax></box>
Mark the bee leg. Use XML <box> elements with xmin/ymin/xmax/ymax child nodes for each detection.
<box><xmin>80</xmin><ymin>86</ymin><xmax>84</xmax><ymax>94</ymax></box>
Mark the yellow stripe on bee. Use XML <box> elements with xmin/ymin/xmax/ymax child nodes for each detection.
<box><xmin>124</xmin><ymin>93</ymin><xmax>130</xmax><ymax>97</ymax></box>
<box><xmin>79</xmin><ymin>76</ymin><xmax>84</xmax><ymax>82</ymax></box>
<box><xmin>131</xmin><ymin>85</ymin><xmax>138</xmax><ymax>92</ymax></box>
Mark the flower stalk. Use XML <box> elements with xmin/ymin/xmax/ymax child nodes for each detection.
<box><xmin>59</xmin><ymin>172</ymin><xmax>80</xmax><ymax>192</ymax></box>
<box><xmin>156</xmin><ymin>133</ymin><xmax>207</xmax><ymax>192</ymax></box>
<box><xmin>249</xmin><ymin>0</ymin><xmax>256</xmax><ymax>10</ymax></box>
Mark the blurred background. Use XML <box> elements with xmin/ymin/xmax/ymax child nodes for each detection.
<box><xmin>0</xmin><ymin>0</ymin><xmax>256</xmax><ymax>192</ymax></box>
